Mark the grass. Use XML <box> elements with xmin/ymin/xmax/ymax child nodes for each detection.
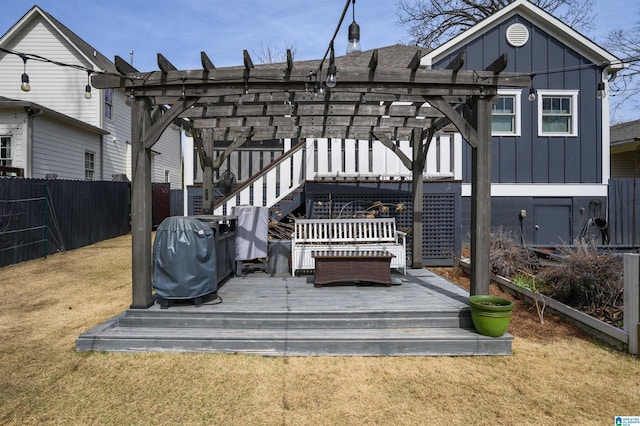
<box><xmin>1</xmin><ymin>235</ymin><xmax>639</xmax><ymax>425</ymax></box>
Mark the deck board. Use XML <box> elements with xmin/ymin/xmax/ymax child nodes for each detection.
<box><xmin>77</xmin><ymin>269</ymin><xmax>512</xmax><ymax>356</ymax></box>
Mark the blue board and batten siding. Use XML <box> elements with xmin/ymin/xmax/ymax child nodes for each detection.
<box><xmin>433</xmin><ymin>14</ymin><xmax>607</xmax><ymax>245</ymax></box>
<box><xmin>434</xmin><ymin>14</ymin><xmax>603</xmax><ymax>185</ymax></box>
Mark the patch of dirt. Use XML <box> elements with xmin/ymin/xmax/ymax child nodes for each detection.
<box><xmin>429</xmin><ymin>267</ymin><xmax>588</xmax><ymax>343</ymax></box>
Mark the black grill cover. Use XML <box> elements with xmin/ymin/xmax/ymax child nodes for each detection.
<box><xmin>152</xmin><ymin>217</ymin><xmax>217</xmax><ymax>299</ymax></box>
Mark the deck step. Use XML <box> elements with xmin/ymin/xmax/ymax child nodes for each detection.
<box><xmin>117</xmin><ymin>309</ymin><xmax>473</xmax><ymax>329</ymax></box>
<box><xmin>76</xmin><ymin>270</ymin><xmax>512</xmax><ymax>356</ymax></box>
<box><xmin>77</xmin><ymin>320</ymin><xmax>512</xmax><ymax>356</ymax></box>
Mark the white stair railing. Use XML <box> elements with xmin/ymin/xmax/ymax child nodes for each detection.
<box><xmin>213</xmin><ymin>134</ymin><xmax>462</xmax><ymax>215</ymax></box>
<box><xmin>213</xmin><ymin>139</ymin><xmax>306</xmax><ymax>216</ymax></box>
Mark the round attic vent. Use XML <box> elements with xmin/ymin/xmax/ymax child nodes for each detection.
<box><xmin>506</xmin><ymin>23</ymin><xmax>529</xmax><ymax>47</ymax></box>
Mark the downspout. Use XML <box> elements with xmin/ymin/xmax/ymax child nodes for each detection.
<box><xmin>600</xmin><ymin>66</ymin><xmax>611</xmax><ymax>187</ymax></box>
<box><xmin>24</xmin><ymin>106</ymin><xmax>43</xmax><ymax>178</ymax></box>
<box><xmin>100</xmin><ymin>134</ymin><xmax>104</xmax><ymax>180</ymax></box>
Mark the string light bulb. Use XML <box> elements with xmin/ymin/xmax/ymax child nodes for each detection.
<box><xmin>528</xmin><ymin>87</ymin><xmax>537</xmax><ymax>102</ymax></box>
<box><xmin>20</xmin><ymin>54</ymin><xmax>30</xmax><ymax>92</ymax></box>
<box><xmin>346</xmin><ymin>0</ymin><xmax>361</xmax><ymax>55</ymax></box>
<box><xmin>596</xmin><ymin>81</ymin><xmax>606</xmax><ymax>99</ymax></box>
<box><xmin>326</xmin><ymin>42</ymin><xmax>337</xmax><ymax>88</ymax></box>
<box><xmin>84</xmin><ymin>71</ymin><xmax>92</xmax><ymax>99</ymax></box>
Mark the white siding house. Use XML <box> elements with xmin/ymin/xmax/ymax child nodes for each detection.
<box><xmin>0</xmin><ymin>6</ymin><xmax>183</xmax><ymax>188</ymax></box>
<box><xmin>0</xmin><ymin>99</ymin><xmax>108</xmax><ymax>179</ymax></box>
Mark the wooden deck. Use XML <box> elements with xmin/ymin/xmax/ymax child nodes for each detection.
<box><xmin>76</xmin><ymin>269</ymin><xmax>512</xmax><ymax>356</ymax></box>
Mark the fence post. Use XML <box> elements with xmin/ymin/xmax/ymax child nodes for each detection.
<box><xmin>42</xmin><ymin>183</ymin><xmax>48</xmax><ymax>259</ymax></box>
<box><xmin>624</xmin><ymin>253</ymin><xmax>640</xmax><ymax>355</ymax></box>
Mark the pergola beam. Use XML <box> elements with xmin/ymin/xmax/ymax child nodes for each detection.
<box><xmin>92</xmin><ymin>67</ymin><xmax>529</xmax><ymax>90</ymax></box>
<box><xmin>201</xmin><ymin>51</ymin><xmax>215</xmax><ymax>71</ymax></box>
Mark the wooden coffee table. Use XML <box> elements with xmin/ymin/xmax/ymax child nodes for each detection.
<box><xmin>311</xmin><ymin>250</ymin><xmax>395</xmax><ymax>288</ymax></box>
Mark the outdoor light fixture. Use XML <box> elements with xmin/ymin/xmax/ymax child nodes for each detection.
<box><xmin>125</xmin><ymin>83</ymin><xmax>135</xmax><ymax>106</ymax></box>
<box><xmin>84</xmin><ymin>71</ymin><xmax>92</xmax><ymax>99</ymax></box>
<box><xmin>596</xmin><ymin>81</ymin><xmax>606</xmax><ymax>99</ymax></box>
<box><xmin>346</xmin><ymin>0</ymin><xmax>361</xmax><ymax>55</ymax></box>
<box><xmin>20</xmin><ymin>54</ymin><xmax>30</xmax><ymax>92</ymax></box>
<box><xmin>314</xmin><ymin>80</ymin><xmax>325</xmax><ymax>96</ymax></box>
<box><xmin>528</xmin><ymin>86</ymin><xmax>537</xmax><ymax>101</ymax></box>
<box><xmin>326</xmin><ymin>42</ymin><xmax>337</xmax><ymax>88</ymax></box>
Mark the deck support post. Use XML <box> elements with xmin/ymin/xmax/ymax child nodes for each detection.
<box><xmin>469</xmin><ymin>96</ymin><xmax>494</xmax><ymax>296</ymax></box>
<box><xmin>202</xmin><ymin>129</ymin><xmax>215</xmax><ymax>214</ymax></box>
<box><xmin>130</xmin><ymin>98</ymin><xmax>154</xmax><ymax>309</ymax></box>
<box><xmin>411</xmin><ymin>128</ymin><xmax>424</xmax><ymax>268</ymax></box>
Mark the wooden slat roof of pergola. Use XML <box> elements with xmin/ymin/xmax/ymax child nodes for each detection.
<box><xmin>92</xmin><ymin>44</ymin><xmax>531</xmax><ymax>145</ymax></box>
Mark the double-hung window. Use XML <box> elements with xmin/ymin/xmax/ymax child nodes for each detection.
<box><xmin>491</xmin><ymin>90</ymin><xmax>521</xmax><ymax>136</ymax></box>
<box><xmin>85</xmin><ymin>151</ymin><xmax>95</xmax><ymax>180</ymax></box>
<box><xmin>0</xmin><ymin>136</ymin><xmax>11</xmax><ymax>166</ymax></box>
<box><xmin>104</xmin><ymin>88</ymin><xmax>113</xmax><ymax>120</ymax></box>
<box><xmin>537</xmin><ymin>90</ymin><xmax>578</xmax><ymax>137</ymax></box>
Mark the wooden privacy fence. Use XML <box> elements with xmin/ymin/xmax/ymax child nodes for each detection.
<box><xmin>0</xmin><ymin>178</ymin><xmax>131</xmax><ymax>267</ymax></box>
<box><xmin>608</xmin><ymin>178</ymin><xmax>640</xmax><ymax>246</ymax></box>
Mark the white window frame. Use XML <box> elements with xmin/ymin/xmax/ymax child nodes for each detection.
<box><xmin>85</xmin><ymin>151</ymin><xmax>95</xmax><ymax>181</ymax></box>
<box><xmin>491</xmin><ymin>89</ymin><xmax>521</xmax><ymax>136</ymax></box>
<box><xmin>537</xmin><ymin>90</ymin><xmax>578</xmax><ymax>137</ymax></box>
<box><xmin>1</xmin><ymin>136</ymin><xmax>12</xmax><ymax>166</ymax></box>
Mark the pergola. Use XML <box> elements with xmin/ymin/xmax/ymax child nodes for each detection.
<box><xmin>92</xmin><ymin>46</ymin><xmax>530</xmax><ymax>309</ymax></box>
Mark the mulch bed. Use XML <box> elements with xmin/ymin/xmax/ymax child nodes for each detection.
<box><xmin>430</xmin><ymin>267</ymin><xmax>589</xmax><ymax>343</ymax></box>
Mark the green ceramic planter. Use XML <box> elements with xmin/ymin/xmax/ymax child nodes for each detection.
<box><xmin>469</xmin><ymin>295</ymin><xmax>514</xmax><ymax>337</ymax></box>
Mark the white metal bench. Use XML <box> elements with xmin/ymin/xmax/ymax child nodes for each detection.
<box><xmin>291</xmin><ymin>218</ymin><xmax>407</xmax><ymax>276</ymax></box>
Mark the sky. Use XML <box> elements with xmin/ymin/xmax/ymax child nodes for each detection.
<box><xmin>1</xmin><ymin>0</ymin><xmax>639</xmax><ymax>118</ymax></box>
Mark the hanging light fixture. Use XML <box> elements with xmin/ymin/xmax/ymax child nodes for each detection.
<box><xmin>528</xmin><ymin>86</ymin><xmax>537</xmax><ymax>102</ymax></box>
<box><xmin>326</xmin><ymin>41</ymin><xmax>337</xmax><ymax>88</ymax></box>
<box><xmin>346</xmin><ymin>0</ymin><xmax>361</xmax><ymax>55</ymax></box>
<box><xmin>84</xmin><ymin>71</ymin><xmax>92</xmax><ymax>99</ymax></box>
<box><xmin>596</xmin><ymin>81</ymin><xmax>606</xmax><ymax>99</ymax></box>
<box><xmin>125</xmin><ymin>79</ymin><xmax>136</xmax><ymax>106</ymax></box>
<box><xmin>20</xmin><ymin>54</ymin><xmax>30</xmax><ymax>92</ymax></box>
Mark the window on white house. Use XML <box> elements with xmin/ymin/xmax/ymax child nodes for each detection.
<box><xmin>104</xmin><ymin>88</ymin><xmax>113</xmax><ymax>120</ymax></box>
<box><xmin>1</xmin><ymin>136</ymin><xmax>12</xmax><ymax>166</ymax></box>
<box><xmin>491</xmin><ymin>90</ymin><xmax>521</xmax><ymax>136</ymax></box>
<box><xmin>538</xmin><ymin>90</ymin><xmax>578</xmax><ymax>136</ymax></box>
<box><xmin>164</xmin><ymin>170</ymin><xmax>170</xmax><ymax>183</ymax></box>
<box><xmin>85</xmin><ymin>151</ymin><xmax>95</xmax><ymax>180</ymax></box>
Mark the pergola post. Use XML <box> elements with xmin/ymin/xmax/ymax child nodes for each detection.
<box><xmin>130</xmin><ymin>98</ymin><xmax>154</xmax><ymax>309</ymax></box>
<box><xmin>411</xmin><ymin>128</ymin><xmax>424</xmax><ymax>269</ymax></box>
<box><xmin>470</xmin><ymin>96</ymin><xmax>494</xmax><ymax>295</ymax></box>
<box><xmin>202</xmin><ymin>129</ymin><xmax>215</xmax><ymax>214</ymax></box>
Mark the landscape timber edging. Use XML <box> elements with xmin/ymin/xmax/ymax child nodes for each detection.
<box><xmin>458</xmin><ymin>259</ymin><xmax>629</xmax><ymax>352</ymax></box>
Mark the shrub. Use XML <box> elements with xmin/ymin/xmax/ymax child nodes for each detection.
<box><xmin>535</xmin><ymin>240</ymin><xmax>623</xmax><ymax>323</ymax></box>
<box><xmin>489</xmin><ymin>227</ymin><xmax>538</xmax><ymax>278</ymax></box>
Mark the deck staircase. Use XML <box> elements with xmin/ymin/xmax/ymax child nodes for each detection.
<box><xmin>268</xmin><ymin>186</ymin><xmax>305</xmax><ymax>220</ymax></box>
<box><xmin>210</xmin><ymin>134</ymin><xmax>463</xmax><ymax>219</ymax></box>
<box><xmin>76</xmin><ymin>269</ymin><xmax>512</xmax><ymax>356</ymax></box>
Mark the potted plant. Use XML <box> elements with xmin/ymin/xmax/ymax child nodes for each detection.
<box><xmin>468</xmin><ymin>295</ymin><xmax>514</xmax><ymax>337</ymax></box>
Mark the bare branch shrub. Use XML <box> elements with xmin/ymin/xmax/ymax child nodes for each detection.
<box><xmin>536</xmin><ymin>240</ymin><xmax>623</xmax><ymax>323</ymax></box>
<box><xmin>489</xmin><ymin>227</ymin><xmax>538</xmax><ymax>278</ymax></box>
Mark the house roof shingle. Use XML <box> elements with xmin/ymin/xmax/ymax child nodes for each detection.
<box><xmin>611</xmin><ymin>119</ymin><xmax>640</xmax><ymax>143</ymax></box>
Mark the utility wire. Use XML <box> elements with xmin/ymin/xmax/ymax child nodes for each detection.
<box><xmin>3</xmin><ymin>25</ymin><xmax>640</xmax><ymax>83</ymax></box>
